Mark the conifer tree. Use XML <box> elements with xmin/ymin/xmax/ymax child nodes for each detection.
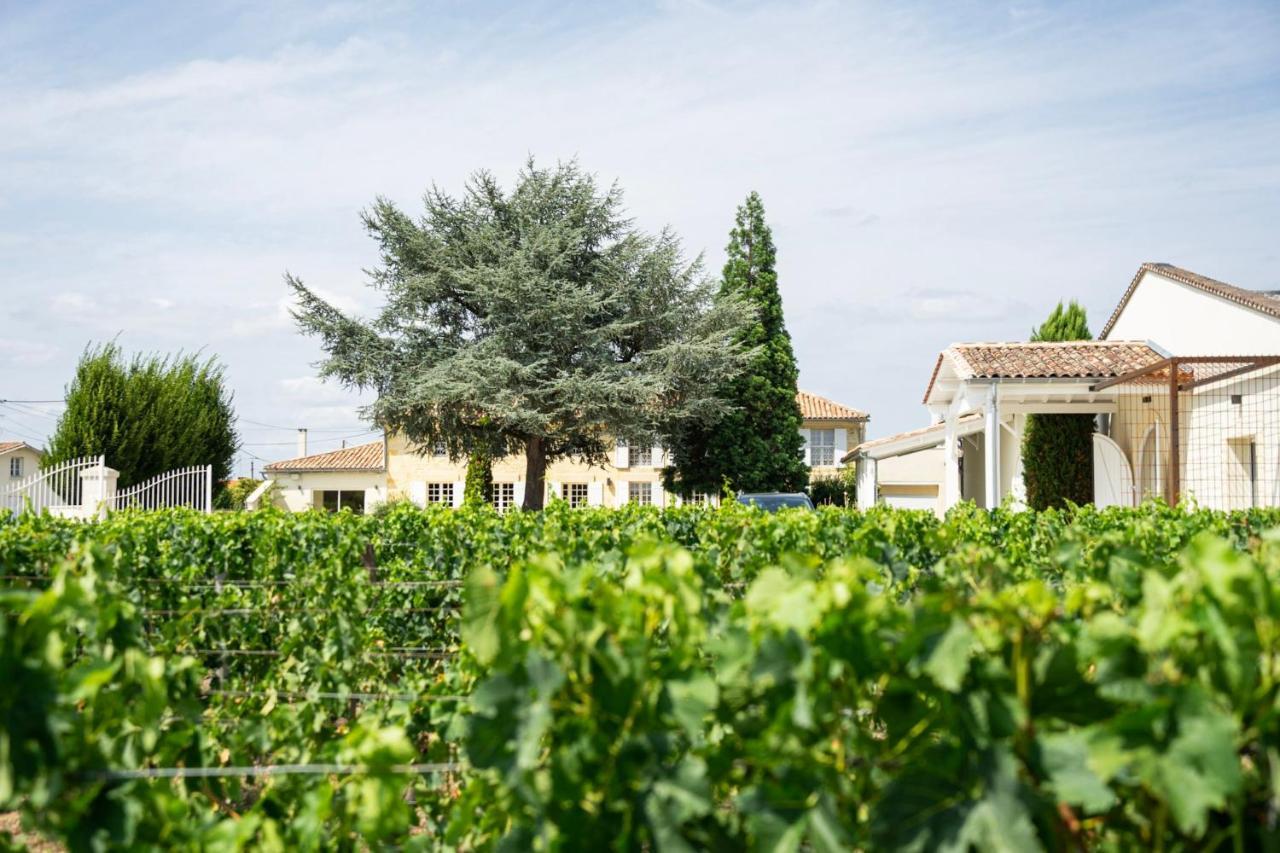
<box><xmin>1022</xmin><ymin>300</ymin><xmax>1094</xmax><ymax>510</ymax></box>
<box><xmin>290</xmin><ymin>160</ymin><xmax>751</xmax><ymax>510</ymax></box>
<box><xmin>664</xmin><ymin>192</ymin><xmax>808</xmax><ymax>495</ymax></box>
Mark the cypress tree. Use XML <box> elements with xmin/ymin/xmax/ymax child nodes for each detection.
<box><xmin>1021</xmin><ymin>300</ymin><xmax>1094</xmax><ymax>510</ymax></box>
<box><xmin>665</xmin><ymin>192</ymin><xmax>808</xmax><ymax>495</ymax></box>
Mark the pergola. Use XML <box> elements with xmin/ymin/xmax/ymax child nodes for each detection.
<box><xmin>853</xmin><ymin>342</ymin><xmax>1280</xmax><ymax>511</ymax></box>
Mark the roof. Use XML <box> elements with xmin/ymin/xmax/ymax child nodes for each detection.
<box><xmin>844</xmin><ymin>413</ymin><xmax>983</xmax><ymax>463</ymax></box>
<box><xmin>1100</xmin><ymin>262</ymin><xmax>1280</xmax><ymax>338</ymax></box>
<box><xmin>922</xmin><ymin>341</ymin><xmax>1164</xmax><ymax>403</ymax></box>
<box><xmin>263</xmin><ymin>440</ymin><xmax>384</xmax><ymax>473</ymax></box>
<box><xmin>796</xmin><ymin>390</ymin><xmax>868</xmax><ymax>421</ymax></box>
<box><xmin>0</xmin><ymin>441</ymin><xmax>43</xmax><ymax>456</ymax></box>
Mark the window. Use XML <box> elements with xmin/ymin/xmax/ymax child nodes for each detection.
<box><xmin>426</xmin><ymin>482</ymin><xmax>454</xmax><ymax>505</ymax></box>
<box><xmin>432</xmin><ymin>440</ymin><xmax>447</xmax><ymax>457</ymax></box>
<box><xmin>563</xmin><ymin>482</ymin><xmax>589</xmax><ymax>508</ymax></box>
<box><xmin>630</xmin><ymin>443</ymin><xmax>653</xmax><ymax>467</ymax></box>
<box><xmin>686</xmin><ymin>491</ymin><xmax>713</xmax><ymax>506</ymax></box>
<box><xmin>491</xmin><ymin>482</ymin><xmax>516</xmax><ymax>511</ymax></box>
<box><xmin>320</xmin><ymin>490</ymin><xmax>366</xmax><ymax>514</ymax></box>
<box><xmin>9</xmin><ymin>457</ymin><xmax>22</xmax><ymax>478</ymax></box>
<box><xmin>809</xmin><ymin>429</ymin><xmax>835</xmax><ymax>467</ymax></box>
<box><xmin>628</xmin><ymin>481</ymin><xmax>653</xmax><ymax>505</ymax></box>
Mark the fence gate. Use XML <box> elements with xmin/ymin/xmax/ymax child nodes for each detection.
<box><xmin>0</xmin><ymin>455</ymin><xmax>105</xmax><ymax>517</ymax></box>
<box><xmin>111</xmin><ymin>465</ymin><xmax>213</xmax><ymax>512</ymax></box>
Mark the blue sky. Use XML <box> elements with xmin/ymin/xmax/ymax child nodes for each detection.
<box><xmin>2</xmin><ymin>0</ymin><xmax>1278</xmax><ymax>474</ymax></box>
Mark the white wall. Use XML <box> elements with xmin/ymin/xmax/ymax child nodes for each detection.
<box><xmin>265</xmin><ymin>471</ymin><xmax>387</xmax><ymax>514</ymax></box>
<box><xmin>2</xmin><ymin>447</ymin><xmax>43</xmax><ymax>483</ymax></box>
<box><xmin>1106</xmin><ymin>270</ymin><xmax>1280</xmax><ymax>354</ymax></box>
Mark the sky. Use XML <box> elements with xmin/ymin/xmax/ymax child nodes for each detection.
<box><xmin>2</xmin><ymin>0</ymin><xmax>1278</xmax><ymax>475</ymax></box>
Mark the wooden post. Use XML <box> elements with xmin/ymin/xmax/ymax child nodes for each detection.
<box><xmin>1168</xmin><ymin>358</ymin><xmax>1180</xmax><ymax>505</ymax></box>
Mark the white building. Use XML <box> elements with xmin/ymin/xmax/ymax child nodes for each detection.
<box><xmin>250</xmin><ymin>391</ymin><xmax>867</xmax><ymax>514</ymax></box>
<box><xmin>850</xmin><ymin>263</ymin><xmax>1280</xmax><ymax>513</ymax></box>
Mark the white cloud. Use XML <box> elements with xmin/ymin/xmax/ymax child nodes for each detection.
<box><xmin>0</xmin><ymin>338</ymin><xmax>59</xmax><ymax>368</ymax></box>
<box><xmin>1</xmin><ymin>0</ymin><xmax>1278</xmax><ymax>463</ymax></box>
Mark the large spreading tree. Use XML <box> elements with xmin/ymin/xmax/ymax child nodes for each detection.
<box><xmin>1021</xmin><ymin>300</ymin><xmax>1094</xmax><ymax>510</ymax></box>
<box><xmin>45</xmin><ymin>343</ymin><xmax>238</xmax><ymax>492</ymax></box>
<box><xmin>289</xmin><ymin>160</ymin><xmax>751</xmax><ymax>510</ymax></box>
<box><xmin>664</xmin><ymin>192</ymin><xmax>808</xmax><ymax>496</ymax></box>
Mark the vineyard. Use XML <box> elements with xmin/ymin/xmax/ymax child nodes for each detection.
<box><xmin>4</xmin><ymin>502</ymin><xmax>1280</xmax><ymax>850</ymax></box>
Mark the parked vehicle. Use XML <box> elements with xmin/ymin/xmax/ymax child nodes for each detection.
<box><xmin>735</xmin><ymin>492</ymin><xmax>814</xmax><ymax>512</ymax></box>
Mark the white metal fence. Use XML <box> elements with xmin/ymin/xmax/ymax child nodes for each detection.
<box><xmin>0</xmin><ymin>455</ymin><xmax>104</xmax><ymax>517</ymax></box>
<box><xmin>110</xmin><ymin>464</ymin><xmax>213</xmax><ymax>513</ymax></box>
<box><xmin>2</xmin><ymin>458</ymin><xmax>214</xmax><ymax>518</ymax></box>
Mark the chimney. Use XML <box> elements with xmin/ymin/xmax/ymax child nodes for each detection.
<box><xmin>297</xmin><ymin>428</ymin><xmax>308</xmax><ymax>458</ymax></box>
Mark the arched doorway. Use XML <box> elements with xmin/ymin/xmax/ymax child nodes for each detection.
<box><xmin>1094</xmin><ymin>433</ymin><xmax>1135</xmax><ymax>508</ymax></box>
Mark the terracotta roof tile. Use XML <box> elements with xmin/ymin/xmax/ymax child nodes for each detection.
<box><xmin>1101</xmin><ymin>262</ymin><xmax>1280</xmax><ymax>338</ymax></box>
<box><xmin>264</xmin><ymin>440</ymin><xmax>384</xmax><ymax>472</ymax></box>
<box><xmin>796</xmin><ymin>390</ymin><xmax>868</xmax><ymax>421</ymax></box>
<box><xmin>923</xmin><ymin>341</ymin><xmax>1164</xmax><ymax>403</ymax></box>
<box><xmin>0</xmin><ymin>441</ymin><xmax>41</xmax><ymax>455</ymax></box>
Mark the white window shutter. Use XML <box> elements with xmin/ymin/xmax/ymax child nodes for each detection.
<box><xmin>615</xmin><ymin>439</ymin><xmax>629</xmax><ymax>469</ymax></box>
<box><xmin>799</xmin><ymin>428</ymin><xmax>811</xmax><ymax>465</ymax></box>
<box><xmin>452</xmin><ymin>480</ymin><xmax>465</xmax><ymax>508</ymax></box>
<box><xmin>548</xmin><ymin>481</ymin><xmax>560</xmax><ymax>501</ymax></box>
<box><xmin>587</xmin><ymin>482</ymin><xmax>604</xmax><ymax>506</ymax></box>
<box><xmin>615</xmin><ymin>479</ymin><xmax>628</xmax><ymax>507</ymax></box>
<box><xmin>512</xmin><ymin>482</ymin><xmax>526</xmax><ymax>508</ymax></box>
<box><xmin>652</xmin><ymin>479</ymin><xmax>666</xmax><ymax>507</ymax></box>
<box><xmin>409</xmin><ymin>481</ymin><xmax>427</xmax><ymax>508</ymax></box>
<box><xmin>653</xmin><ymin>444</ymin><xmax>665</xmax><ymax>468</ymax></box>
<box><xmin>834</xmin><ymin>428</ymin><xmax>848</xmax><ymax>465</ymax></box>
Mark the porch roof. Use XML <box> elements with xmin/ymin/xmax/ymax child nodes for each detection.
<box><xmin>844</xmin><ymin>413</ymin><xmax>983</xmax><ymax>463</ymax></box>
<box><xmin>923</xmin><ymin>341</ymin><xmax>1165</xmax><ymax>405</ymax></box>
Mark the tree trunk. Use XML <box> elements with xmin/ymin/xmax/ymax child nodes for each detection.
<box><xmin>522</xmin><ymin>436</ymin><xmax>547</xmax><ymax>511</ymax></box>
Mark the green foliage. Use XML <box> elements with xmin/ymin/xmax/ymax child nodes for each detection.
<box><xmin>666</xmin><ymin>192</ymin><xmax>809</xmax><ymax>495</ymax></box>
<box><xmin>1031</xmin><ymin>299</ymin><xmax>1091</xmax><ymax>341</ymax></box>
<box><xmin>289</xmin><ymin>159</ymin><xmax>752</xmax><ymax>510</ymax></box>
<box><xmin>808</xmin><ymin>468</ymin><xmax>856</xmax><ymax>506</ymax></box>
<box><xmin>216</xmin><ymin>477</ymin><xmax>268</xmax><ymax>510</ymax></box>
<box><xmin>464</xmin><ymin>450</ymin><xmax>493</xmax><ymax>508</ymax></box>
<box><xmin>1023</xmin><ymin>300</ymin><xmax>1094</xmax><ymax>510</ymax></box>
<box><xmin>4</xmin><ymin>502</ymin><xmax>1280</xmax><ymax>848</ymax></box>
<box><xmin>45</xmin><ymin>342</ymin><xmax>238</xmax><ymax>493</ymax></box>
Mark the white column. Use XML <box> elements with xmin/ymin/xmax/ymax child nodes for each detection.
<box><xmin>80</xmin><ymin>465</ymin><xmax>120</xmax><ymax>520</ymax></box>
<box><xmin>984</xmin><ymin>383</ymin><xmax>1000</xmax><ymax>509</ymax></box>
<box><xmin>856</xmin><ymin>457</ymin><xmax>877</xmax><ymax>510</ymax></box>
<box><xmin>942</xmin><ymin>416</ymin><xmax>961</xmax><ymax>510</ymax></box>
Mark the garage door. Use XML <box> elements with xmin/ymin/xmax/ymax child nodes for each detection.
<box><xmin>881</xmin><ymin>493</ymin><xmax>937</xmax><ymax>511</ymax></box>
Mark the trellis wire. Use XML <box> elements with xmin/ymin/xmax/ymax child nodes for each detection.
<box><xmin>204</xmin><ymin>688</ymin><xmax>468</xmax><ymax>703</ymax></box>
<box><xmin>170</xmin><ymin>647</ymin><xmax>457</xmax><ymax>660</ymax></box>
<box><xmin>143</xmin><ymin>604</ymin><xmax>460</xmax><ymax>617</ymax></box>
<box><xmin>87</xmin><ymin>762</ymin><xmax>464</xmax><ymax>781</ymax></box>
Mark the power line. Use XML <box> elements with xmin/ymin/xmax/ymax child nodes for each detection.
<box><xmin>0</xmin><ymin>399</ymin><xmax>65</xmax><ymax>404</ymax></box>
<box><xmin>241</xmin><ymin>430</ymin><xmax>380</xmax><ymax>447</ymax></box>
<box><xmin>239</xmin><ymin>418</ymin><xmax>370</xmax><ymax>433</ymax></box>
